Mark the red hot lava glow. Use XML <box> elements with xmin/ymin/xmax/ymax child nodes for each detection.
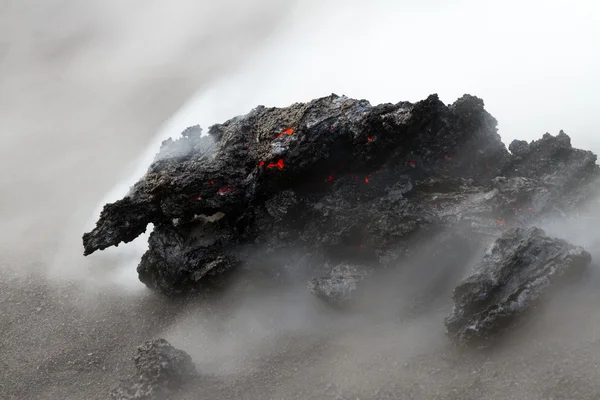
<box><xmin>367</xmin><ymin>137</ymin><xmax>373</xmax><ymax>141</ymax></box>
<box><xmin>217</xmin><ymin>187</ymin><xmax>235</xmax><ymax>195</ymax></box>
<box><xmin>258</xmin><ymin>161</ymin><xmax>265</xmax><ymax>167</ymax></box>
<box><xmin>275</xmin><ymin>127</ymin><xmax>294</xmax><ymax>139</ymax></box>
<box><xmin>266</xmin><ymin>159</ymin><xmax>285</xmax><ymax>170</ymax></box>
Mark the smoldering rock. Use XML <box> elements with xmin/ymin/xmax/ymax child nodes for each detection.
<box><xmin>307</xmin><ymin>263</ymin><xmax>374</xmax><ymax>308</ymax></box>
<box><xmin>83</xmin><ymin>93</ymin><xmax>599</xmax><ymax>296</ymax></box>
<box><xmin>445</xmin><ymin>227</ymin><xmax>592</xmax><ymax>345</ymax></box>
<box><xmin>110</xmin><ymin>338</ymin><xmax>197</xmax><ymax>400</ymax></box>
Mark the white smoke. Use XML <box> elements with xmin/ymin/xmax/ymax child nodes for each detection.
<box><xmin>0</xmin><ymin>0</ymin><xmax>296</xmax><ymax>285</ymax></box>
<box><xmin>3</xmin><ymin>1</ymin><xmax>600</xmax><ymax>398</ymax></box>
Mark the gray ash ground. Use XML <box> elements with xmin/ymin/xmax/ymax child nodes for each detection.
<box><xmin>3</xmin><ymin>261</ymin><xmax>600</xmax><ymax>399</ymax></box>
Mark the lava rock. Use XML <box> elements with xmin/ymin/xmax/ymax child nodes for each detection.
<box><xmin>83</xmin><ymin>93</ymin><xmax>599</xmax><ymax>296</ymax></box>
<box><xmin>508</xmin><ymin>139</ymin><xmax>530</xmax><ymax>157</ymax></box>
<box><xmin>110</xmin><ymin>338</ymin><xmax>197</xmax><ymax>400</ymax></box>
<box><xmin>136</xmin><ymin>223</ymin><xmax>240</xmax><ymax>296</ymax></box>
<box><xmin>308</xmin><ymin>263</ymin><xmax>374</xmax><ymax>307</ymax></box>
<box><xmin>445</xmin><ymin>227</ymin><xmax>592</xmax><ymax>345</ymax></box>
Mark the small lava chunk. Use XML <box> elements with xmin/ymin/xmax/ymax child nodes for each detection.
<box><xmin>110</xmin><ymin>338</ymin><xmax>197</xmax><ymax>400</ymax></box>
<box><xmin>445</xmin><ymin>227</ymin><xmax>591</xmax><ymax>345</ymax></box>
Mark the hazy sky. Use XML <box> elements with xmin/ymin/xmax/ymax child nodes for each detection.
<box><xmin>0</xmin><ymin>0</ymin><xmax>293</xmax><ymax>278</ymax></box>
<box><xmin>158</xmin><ymin>0</ymin><xmax>600</xmax><ymax>156</ymax></box>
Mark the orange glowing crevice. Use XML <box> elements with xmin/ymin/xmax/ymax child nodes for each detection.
<box><xmin>258</xmin><ymin>161</ymin><xmax>265</xmax><ymax>167</ymax></box>
<box><xmin>367</xmin><ymin>137</ymin><xmax>373</xmax><ymax>141</ymax></box>
<box><xmin>266</xmin><ymin>159</ymin><xmax>285</xmax><ymax>170</ymax></box>
<box><xmin>217</xmin><ymin>187</ymin><xmax>235</xmax><ymax>195</ymax></box>
<box><xmin>275</xmin><ymin>127</ymin><xmax>294</xmax><ymax>139</ymax></box>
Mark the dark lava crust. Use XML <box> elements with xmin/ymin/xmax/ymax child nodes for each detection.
<box><xmin>83</xmin><ymin>94</ymin><xmax>599</xmax><ymax>296</ymax></box>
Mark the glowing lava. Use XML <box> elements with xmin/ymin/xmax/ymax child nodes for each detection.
<box><xmin>275</xmin><ymin>127</ymin><xmax>294</xmax><ymax>139</ymax></box>
<box><xmin>367</xmin><ymin>137</ymin><xmax>373</xmax><ymax>141</ymax></box>
<box><xmin>210</xmin><ymin>180</ymin><xmax>215</xmax><ymax>185</ymax></box>
<box><xmin>217</xmin><ymin>187</ymin><xmax>235</xmax><ymax>195</ymax></box>
<box><xmin>324</xmin><ymin>173</ymin><xmax>334</xmax><ymax>183</ymax></box>
<box><xmin>266</xmin><ymin>159</ymin><xmax>285</xmax><ymax>170</ymax></box>
<box><xmin>258</xmin><ymin>161</ymin><xmax>265</xmax><ymax>167</ymax></box>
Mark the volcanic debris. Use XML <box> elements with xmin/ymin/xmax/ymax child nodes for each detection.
<box><xmin>110</xmin><ymin>338</ymin><xmax>197</xmax><ymax>400</ymax></box>
<box><xmin>445</xmin><ymin>227</ymin><xmax>592</xmax><ymax>345</ymax></box>
<box><xmin>83</xmin><ymin>94</ymin><xmax>598</xmax><ymax>325</ymax></box>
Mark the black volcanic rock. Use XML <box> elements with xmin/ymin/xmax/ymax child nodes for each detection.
<box><xmin>445</xmin><ymin>227</ymin><xmax>592</xmax><ymax>345</ymax></box>
<box><xmin>83</xmin><ymin>93</ymin><xmax>599</xmax><ymax>296</ymax></box>
<box><xmin>110</xmin><ymin>338</ymin><xmax>197</xmax><ymax>400</ymax></box>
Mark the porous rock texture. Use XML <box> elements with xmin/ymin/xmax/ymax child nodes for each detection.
<box><xmin>83</xmin><ymin>93</ymin><xmax>599</xmax><ymax>297</ymax></box>
<box><xmin>445</xmin><ymin>227</ymin><xmax>592</xmax><ymax>345</ymax></box>
<box><xmin>110</xmin><ymin>338</ymin><xmax>197</xmax><ymax>400</ymax></box>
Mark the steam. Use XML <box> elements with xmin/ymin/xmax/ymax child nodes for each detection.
<box><xmin>2</xmin><ymin>0</ymin><xmax>600</xmax><ymax>398</ymax></box>
<box><xmin>0</xmin><ymin>0</ymin><xmax>297</xmax><ymax>283</ymax></box>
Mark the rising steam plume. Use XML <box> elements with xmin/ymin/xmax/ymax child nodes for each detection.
<box><xmin>2</xmin><ymin>0</ymin><xmax>600</xmax><ymax>399</ymax></box>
